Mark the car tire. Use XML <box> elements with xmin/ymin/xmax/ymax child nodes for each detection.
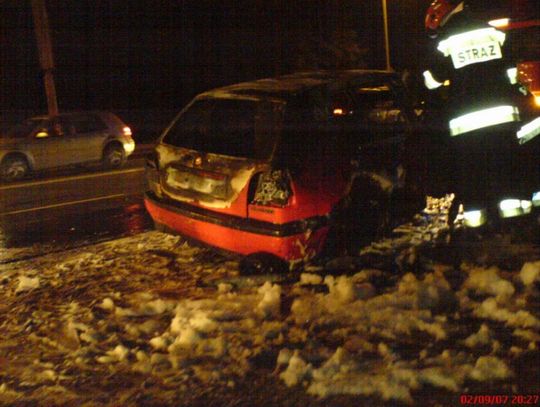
<box><xmin>327</xmin><ymin>177</ymin><xmax>392</xmax><ymax>255</ymax></box>
<box><xmin>239</xmin><ymin>252</ymin><xmax>289</xmax><ymax>275</ymax></box>
<box><xmin>0</xmin><ymin>155</ymin><xmax>29</xmax><ymax>181</ymax></box>
<box><xmin>353</xmin><ymin>196</ymin><xmax>390</xmax><ymax>246</ymax></box>
<box><xmin>102</xmin><ymin>144</ymin><xmax>125</xmax><ymax>169</ymax></box>
<box><xmin>153</xmin><ymin>220</ymin><xmax>168</xmax><ymax>233</ymax></box>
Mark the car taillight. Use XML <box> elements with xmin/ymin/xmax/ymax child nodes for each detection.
<box><xmin>251</xmin><ymin>170</ymin><xmax>292</xmax><ymax>207</ymax></box>
<box><xmin>123</xmin><ymin>126</ymin><xmax>132</xmax><ymax>136</ymax></box>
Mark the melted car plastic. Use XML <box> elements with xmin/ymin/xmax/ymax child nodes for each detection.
<box><xmin>252</xmin><ymin>170</ymin><xmax>291</xmax><ymax>207</ymax></box>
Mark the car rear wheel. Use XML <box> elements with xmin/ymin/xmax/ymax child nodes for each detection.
<box><xmin>102</xmin><ymin>144</ymin><xmax>125</xmax><ymax>168</ymax></box>
<box><xmin>153</xmin><ymin>220</ymin><xmax>170</xmax><ymax>233</ymax></box>
<box><xmin>239</xmin><ymin>252</ymin><xmax>289</xmax><ymax>275</ymax></box>
<box><xmin>325</xmin><ymin>178</ymin><xmax>392</xmax><ymax>256</ymax></box>
<box><xmin>0</xmin><ymin>156</ymin><xmax>29</xmax><ymax>181</ymax></box>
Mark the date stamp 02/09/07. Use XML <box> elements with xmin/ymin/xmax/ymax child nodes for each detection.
<box><xmin>460</xmin><ymin>395</ymin><xmax>540</xmax><ymax>405</ymax></box>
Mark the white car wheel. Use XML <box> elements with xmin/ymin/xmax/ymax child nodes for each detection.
<box><xmin>103</xmin><ymin>145</ymin><xmax>125</xmax><ymax>168</ymax></box>
<box><xmin>1</xmin><ymin>156</ymin><xmax>29</xmax><ymax>181</ymax></box>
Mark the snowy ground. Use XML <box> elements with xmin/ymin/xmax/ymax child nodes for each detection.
<box><xmin>1</xmin><ymin>198</ymin><xmax>540</xmax><ymax>406</ymax></box>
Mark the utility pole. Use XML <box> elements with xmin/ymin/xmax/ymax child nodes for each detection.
<box><xmin>31</xmin><ymin>0</ymin><xmax>58</xmax><ymax>116</ymax></box>
<box><xmin>382</xmin><ymin>0</ymin><xmax>392</xmax><ymax>71</ymax></box>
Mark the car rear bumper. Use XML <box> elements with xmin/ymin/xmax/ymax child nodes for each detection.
<box><xmin>144</xmin><ymin>191</ymin><xmax>330</xmax><ymax>263</ymax></box>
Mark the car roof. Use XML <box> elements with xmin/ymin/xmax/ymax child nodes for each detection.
<box><xmin>29</xmin><ymin>111</ymin><xmax>110</xmax><ymax>120</ymax></box>
<box><xmin>197</xmin><ymin>69</ymin><xmax>400</xmax><ymax>101</ymax></box>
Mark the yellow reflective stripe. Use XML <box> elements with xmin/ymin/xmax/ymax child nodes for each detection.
<box><xmin>507</xmin><ymin>67</ymin><xmax>518</xmax><ymax>84</ymax></box>
<box><xmin>517</xmin><ymin>116</ymin><xmax>540</xmax><ymax>144</ymax></box>
<box><xmin>449</xmin><ymin>106</ymin><xmax>520</xmax><ymax>136</ymax></box>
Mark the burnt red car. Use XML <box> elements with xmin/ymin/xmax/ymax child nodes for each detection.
<box><xmin>144</xmin><ymin>70</ymin><xmax>415</xmax><ymax>271</ymax></box>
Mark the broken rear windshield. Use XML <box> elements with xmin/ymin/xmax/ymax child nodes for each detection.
<box><xmin>162</xmin><ymin>98</ymin><xmax>282</xmax><ymax>160</ymax></box>
<box><xmin>6</xmin><ymin>119</ymin><xmax>45</xmax><ymax>138</ymax></box>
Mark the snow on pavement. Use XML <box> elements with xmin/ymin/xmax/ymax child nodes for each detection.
<box><xmin>1</xmin><ymin>204</ymin><xmax>540</xmax><ymax>405</ymax></box>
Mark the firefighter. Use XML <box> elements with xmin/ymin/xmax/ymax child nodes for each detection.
<box><xmin>421</xmin><ymin>0</ymin><xmax>539</xmax><ymax>228</ymax></box>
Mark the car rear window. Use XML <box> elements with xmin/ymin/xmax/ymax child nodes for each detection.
<box><xmin>69</xmin><ymin>113</ymin><xmax>108</xmax><ymax>134</ymax></box>
<box><xmin>330</xmin><ymin>83</ymin><xmax>407</xmax><ymax>130</ymax></box>
<box><xmin>7</xmin><ymin>119</ymin><xmax>45</xmax><ymax>138</ymax></box>
<box><xmin>162</xmin><ymin>98</ymin><xmax>282</xmax><ymax>160</ymax></box>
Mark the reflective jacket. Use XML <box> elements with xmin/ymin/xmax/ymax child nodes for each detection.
<box><xmin>424</xmin><ymin>8</ymin><xmax>525</xmax><ymax>137</ymax></box>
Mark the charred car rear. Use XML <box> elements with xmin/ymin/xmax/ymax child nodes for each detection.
<box><xmin>144</xmin><ymin>70</ymin><xmax>414</xmax><ymax>269</ymax></box>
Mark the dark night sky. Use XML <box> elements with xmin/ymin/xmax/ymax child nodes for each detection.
<box><xmin>1</xmin><ymin>0</ymin><xmax>511</xmax><ymax>116</ymax></box>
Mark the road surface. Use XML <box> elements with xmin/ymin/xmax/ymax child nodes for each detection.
<box><xmin>0</xmin><ymin>154</ymin><xmax>153</xmax><ymax>252</ymax></box>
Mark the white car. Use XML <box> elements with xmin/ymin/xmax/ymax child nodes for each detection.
<box><xmin>0</xmin><ymin>111</ymin><xmax>135</xmax><ymax>181</ymax></box>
